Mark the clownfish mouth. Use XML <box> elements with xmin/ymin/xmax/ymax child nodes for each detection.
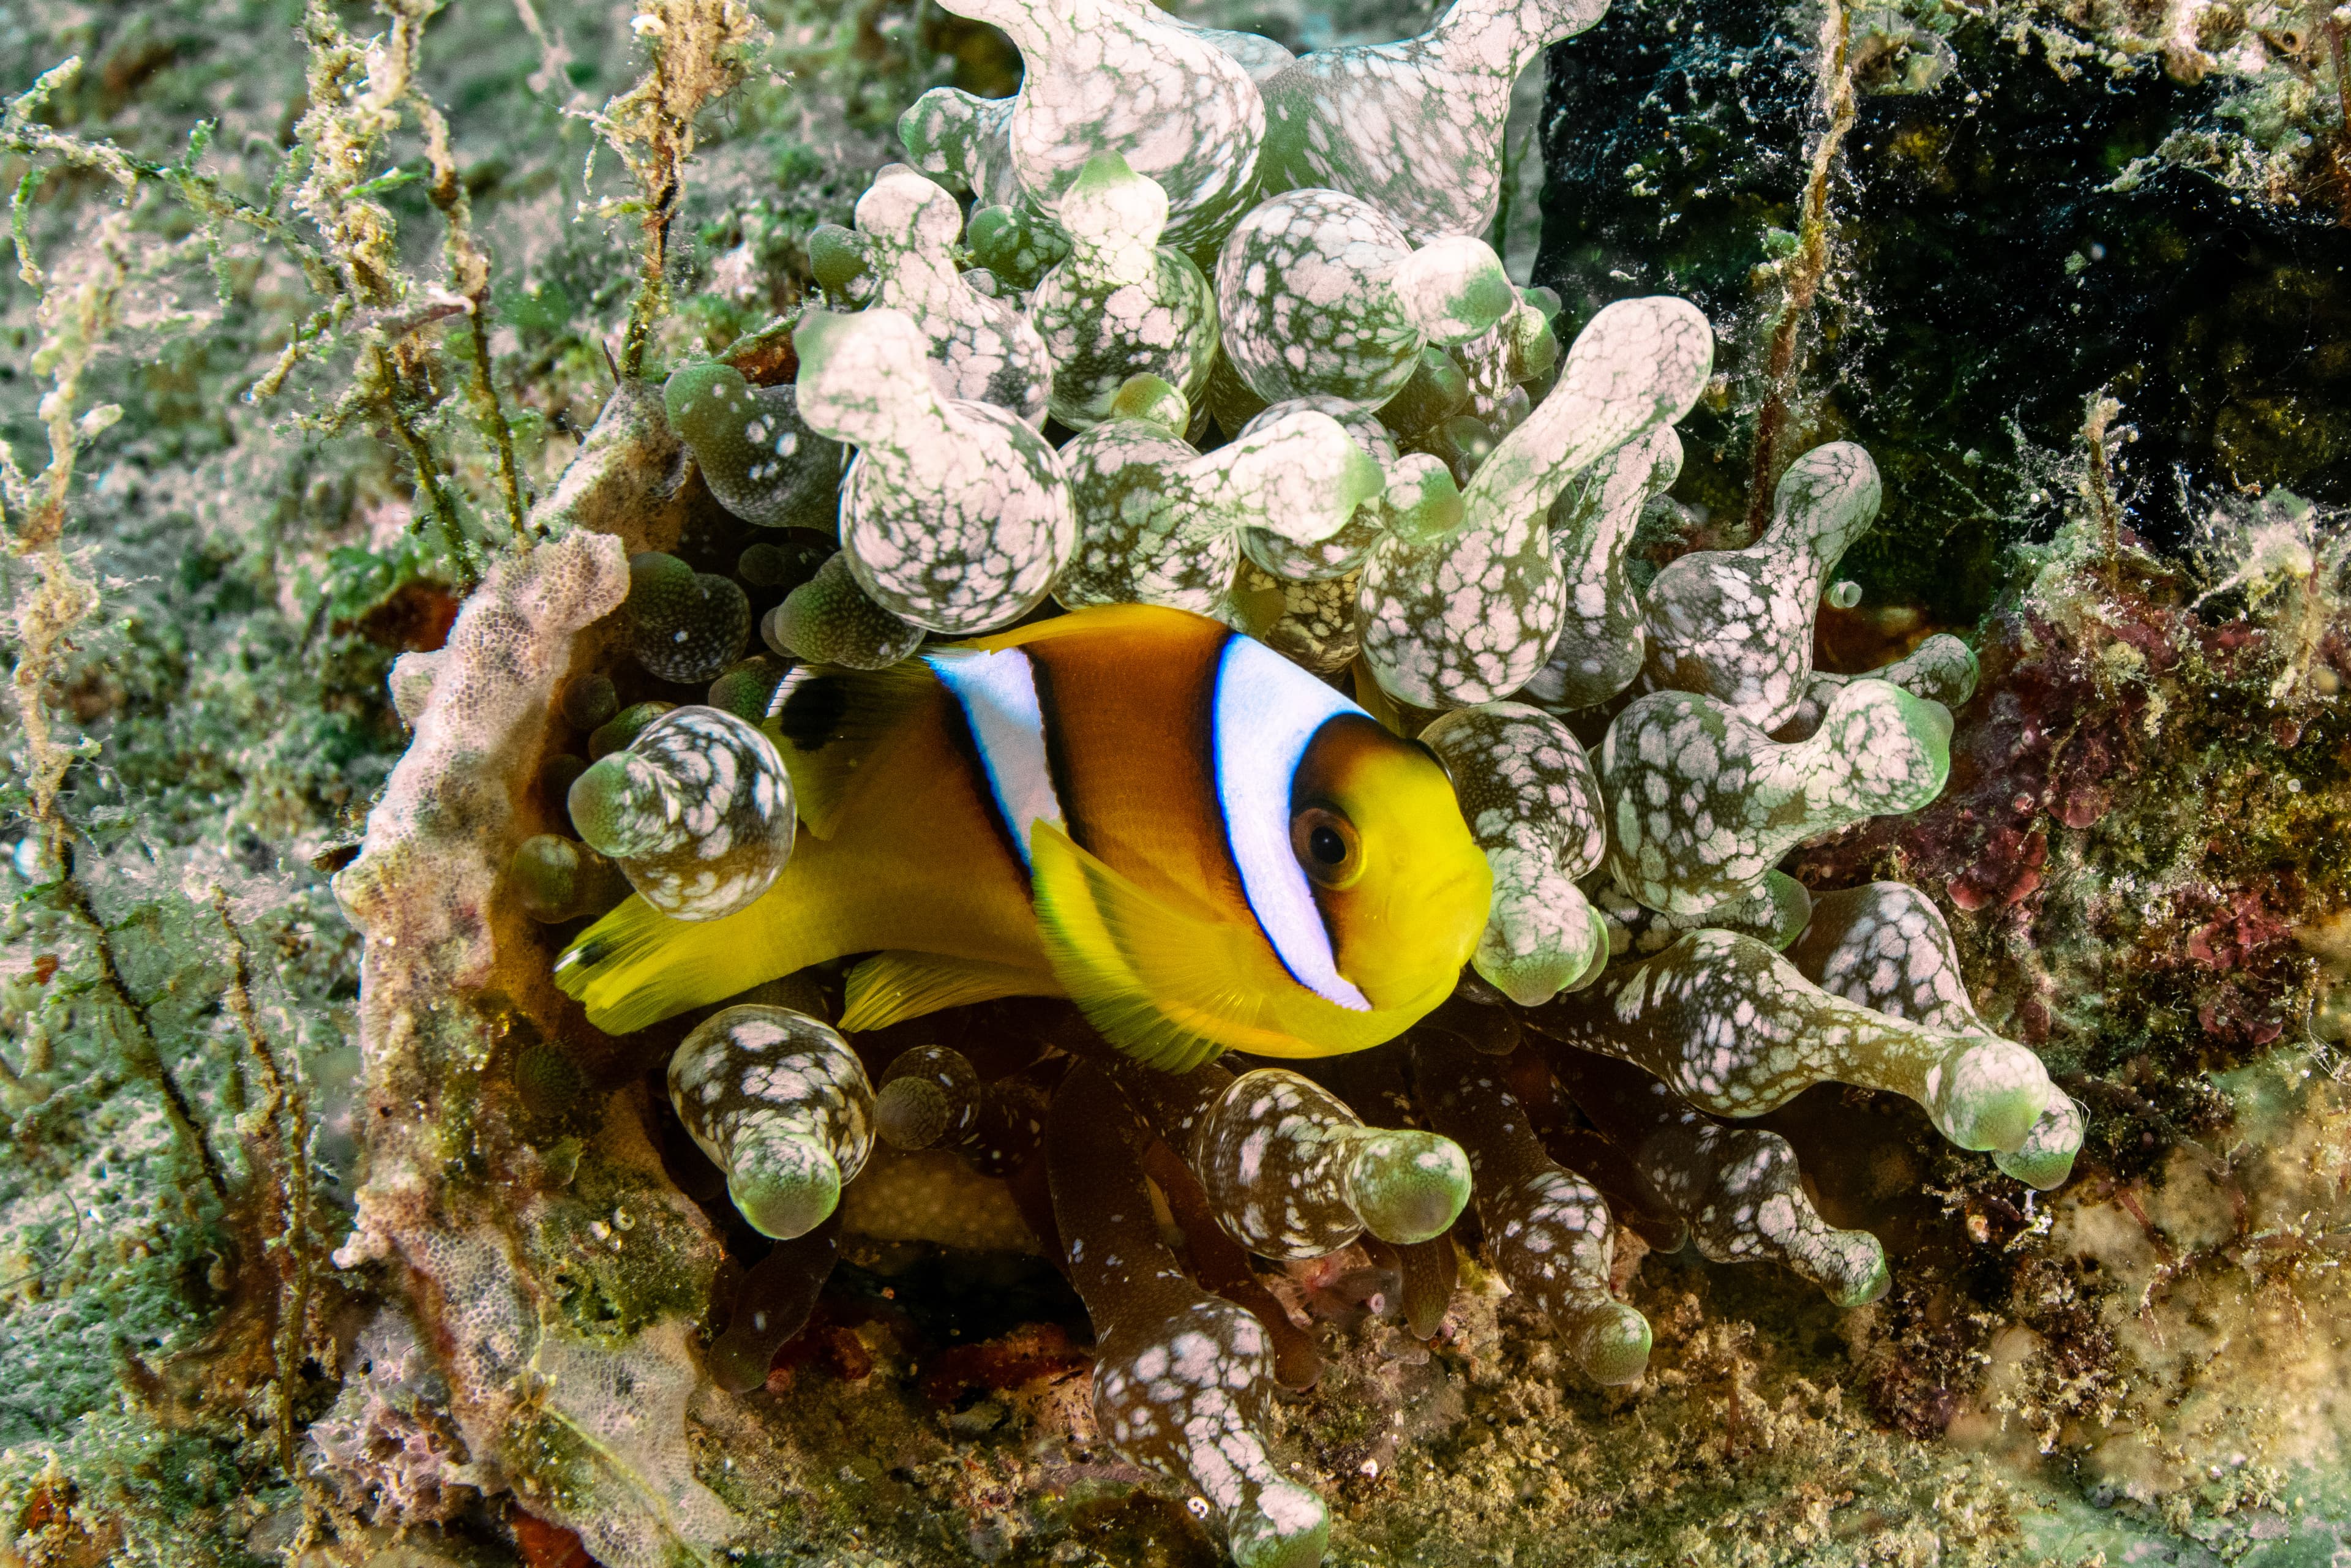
<box><xmin>1335</xmin><ymin>866</ymin><xmax>1491</xmax><ymax>1009</ymax></box>
<box><xmin>1368</xmin><ymin>865</ymin><xmax>1490</xmax><ymax>947</ymax></box>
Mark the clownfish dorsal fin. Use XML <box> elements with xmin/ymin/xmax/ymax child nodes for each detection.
<box><xmin>839</xmin><ymin>950</ymin><xmax>1060</xmax><ymax>1032</ymax></box>
<box><xmin>1348</xmin><ymin>655</ymin><xmax>1414</xmax><ymax>738</ymax></box>
<box><xmin>1029</xmin><ymin>820</ymin><xmax>1275</xmax><ymax>1073</ymax></box>
<box><xmin>764</xmin><ymin>658</ymin><xmax>941</xmax><ymax>838</ymax></box>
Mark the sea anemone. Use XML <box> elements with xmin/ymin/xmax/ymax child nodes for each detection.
<box><xmin>328</xmin><ymin>5</ymin><xmax>2088</xmax><ymax>1563</ymax></box>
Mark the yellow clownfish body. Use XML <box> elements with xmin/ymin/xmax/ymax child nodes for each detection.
<box><xmin>554</xmin><ymin>604</ymin><xmax>1491</xmax><ymax>1070</ymax></box>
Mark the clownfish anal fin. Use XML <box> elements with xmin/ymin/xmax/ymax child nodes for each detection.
<box><xmin>1029</xmin><ymin>820</ymin><xmax>1275</xmax><ymax>1074</ymax></box>
<box><xmin>840</xmin><ymin>950</ymin><xmax>1060</xmax><ymax>1033</ymax></box>
<box><xmin>765</xmin><ymin>659</ymin><xmax>939</xmax><ymax>838</ymax></box>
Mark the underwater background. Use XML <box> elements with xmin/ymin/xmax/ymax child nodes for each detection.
<box><xmin>1</xmin><ymin>0</ymin><xmax>2347</xmax><ymax>1562</ymax></box>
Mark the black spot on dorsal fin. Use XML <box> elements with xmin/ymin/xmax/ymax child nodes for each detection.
<box><xmin>762</xmin><ymin>658</ymin><xmax>940</xmax><ymax>838</ymax></box>
<box><xmin>776</xmin><ymin>671</ymin><xmax>850</xmax><ymax>751</ymax></box>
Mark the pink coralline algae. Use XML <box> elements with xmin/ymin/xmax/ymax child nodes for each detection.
<box><xmin>1795</xmin><ymin>525</ymin><xmax>2345</xmax><ymax>1070</ymax></box>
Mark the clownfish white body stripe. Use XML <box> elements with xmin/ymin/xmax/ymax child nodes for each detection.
<box><xmin>555</xmin><ymin>604</ymin><xmax>1490</xmax><ymax>1069</ymax></box>
<box><xmin>927</xmin><ymin>647</ymin><xmax>1063</xmax><ymax>871</ymax></box>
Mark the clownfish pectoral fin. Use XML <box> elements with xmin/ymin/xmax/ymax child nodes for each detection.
<box><xmin>1029</xmin><ymin>820</ymin><xmax>1270</xmax><ymax>1074</ymax></box>
<box><xmin>765</xmin><ymin>659</ymin><xmax>939</xmax><ymax>838</ymax></box>
<box><xmin>840</xmin><ymin>950</ymin><xmax>1061</xmax><ymax>1032</ymax></box>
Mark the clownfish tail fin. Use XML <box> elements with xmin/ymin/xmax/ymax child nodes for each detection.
<box><xmin>553</xmin><ymin>877</ymin><xmax>834</xmax><ymax>1036</ymax></box>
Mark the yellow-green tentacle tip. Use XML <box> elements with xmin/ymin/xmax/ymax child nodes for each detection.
<box><xmin>1229</xmin><ymin>1481</ymin><xmax>1330</xmax><ymax>1568</ymax></box>
<box><xmin>1344</xmin><ymin>1128</ymin><xmax>1472</xmax><ymax>1245</ymax></box>
<box><xmin>728</xmin><ymin>1137</ymin><xmax>843</xmax><ymax>1240</ymax></box>
<box><xmin>1992</xmin><ymin>1092</ymin><xmax>2085</xmax><ymax>1190</ymax></box>
<box><xmin>1929</xmin><ymin>1037</ymin><xmax>2055</xmax><ymax>1153</ymax></box>
<box><xmin>1821</xmin><ymin>1232</ymin><xmax>1894</xmax><ymax>1310</ymax></box>
<box><xmin>1569</xmin><ymin>1302</ymin><xmax>1654</xmax><ymax>1387</ymax></box>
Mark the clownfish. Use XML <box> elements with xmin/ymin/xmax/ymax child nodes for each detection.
<box><xmin>554</xmin><ymin>604</ymin><xmax>1490</xmax><ymax>1070</ymax></box>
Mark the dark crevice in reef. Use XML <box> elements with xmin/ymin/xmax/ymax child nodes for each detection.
<box><xmin>1536</xmin><ymin>0</ymin><xmax>2351</xmax><ymax>626</ymax></box>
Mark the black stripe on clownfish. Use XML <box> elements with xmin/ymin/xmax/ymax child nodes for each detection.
<box><xmin>1027</xmin><ymin>643</ymin><xmax>1086</xmax><ymax>857</ymax></box>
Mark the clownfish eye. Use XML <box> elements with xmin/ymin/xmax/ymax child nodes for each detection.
<box><xmin>1291</xmin><ymin>806</ymin><xmax>1362</xmax><ymax>889</ymax></box>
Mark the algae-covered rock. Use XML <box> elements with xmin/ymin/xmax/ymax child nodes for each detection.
<box><xmin>329</xmin><ymin>452</ymin><xmax>741</xmax><ymax>1568</ymax></box>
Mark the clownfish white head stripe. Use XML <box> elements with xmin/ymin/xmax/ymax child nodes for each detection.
<box><xmin>926</xmin><ymin>647</ymin><xmax>1065</xmax><ymax>870</ymax></box>
<box><xmin>1211</xmin><ymin>633</ymin><xmax>1373</xmax><ymax>1013</ymax></box>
